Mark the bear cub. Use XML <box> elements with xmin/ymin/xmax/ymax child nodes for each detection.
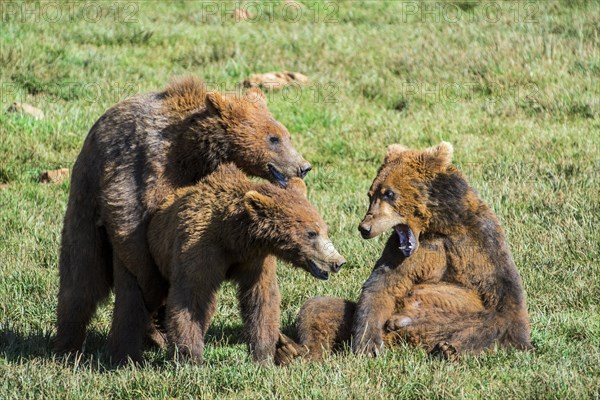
<box><xmin>148</xmin><ymin>164</ymin><xmax>346</xmax><ymax>363</ymax></box>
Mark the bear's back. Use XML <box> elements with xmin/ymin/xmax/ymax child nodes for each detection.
<box><xmin>84</xmin><ymin>76</ymin><xmax>208</xmax><ymax>166</ymax></box>
<box><xmin>148</xmin><ymin>164</ymin><xmax>253</xmax><ymax>277</ymax></box>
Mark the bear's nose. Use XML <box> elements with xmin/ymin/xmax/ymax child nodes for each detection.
<box><xmin>358</xmin><ymin>224</ymin><xmax>371</xmax><ymax>239</ymax></box>
<box><xmin>299</xmin><ymin>163</ymin><xmax>312</xmax><ymax>178</ymax></box>
<box><xmin>332</xmin><ymin>257</ymin><xmax>346</xmax><ymax>273</ymax></box>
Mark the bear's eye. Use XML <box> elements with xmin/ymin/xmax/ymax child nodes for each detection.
<box><xmin>307</xmin><ymin>230</ymin><xmax>317</xmax><ymax>240</ymax></box>
<box><xmin>382</xmin><ymin>189</ymin><xmax>396</xmax><ymax>201</ymax></box>
<box><xmin>269</xmin><ymin>135</ymin><xmax>280</xmax><ymax>145</ymax></box>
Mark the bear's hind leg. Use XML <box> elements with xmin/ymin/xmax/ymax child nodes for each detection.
<box><xmin>105</xmin><ymin>223</ymin><xmax>169</xmax><ymax>359</ymax></box>
<box><xmin>386</xmin><ymin>283</ymin><xmax>499</xmax><ymax>355</ymax></box>
<box><xmin>55</xmin><ymin>218</ymin><xmax>112</xmax><ymax>355</ymax></box>
<box><xmin>107</xmin><ymin>256</ymin><xmax>151</xmax><ymax>365</ymax></box>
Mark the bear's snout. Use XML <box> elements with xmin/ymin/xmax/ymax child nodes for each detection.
<box><xmin>298</xmin><ymin>163</ymin><xmax>312</xmax><ymax>178</ymax></box>
<box><xmin>332</xmin><ymin>257</ymin><xmax>346</xmax><ymax>273</ymax></box>
<box><xmin>358</xmin><ymin>223</ymin><xmax>372</xmax><ymax>239</ymax></box>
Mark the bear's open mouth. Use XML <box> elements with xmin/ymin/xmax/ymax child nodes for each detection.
<box><xmin>268</xmin><ymin>164</ymin><xmax>288</xmax><ymax>188</ymax></box>
<box><xmin>307</xmin><ymin>259</ymin><xmax>329</xmax><ymax>281</ymax></box>
<box><xmin>394</xmin><ymin>224</ymin><xmax>417</xmax><ymax>257</ymax></box>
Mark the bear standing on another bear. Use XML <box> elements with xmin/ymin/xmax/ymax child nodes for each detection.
<box><xmin>55</xmin><ymin>76</ymin><xmax>312</xmax><ymax>364</ymax></box>
<box><xmin>147</xmin><ymin>164</ymin><xmax>346</xmax><ymax>363</ymax></box>
<box><xmin>276</xmin><ymin>142</ymin><xmax>532</xmax><ymax>364</ymax></box>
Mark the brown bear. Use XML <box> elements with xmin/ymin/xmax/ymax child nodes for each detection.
<box><xmin>275</xmin><ymin>142</ymin><xmax>532</xmax><ymax>364</ymax></box>
<box><xmin>147</xmin><ymin>163</ymin><xmax>346</xmax><ymax>363</ymax></box>
<box><xmin>55</xmin><ymin>76</ymin><xmax>312</xmax><ymax>364</ymax></box>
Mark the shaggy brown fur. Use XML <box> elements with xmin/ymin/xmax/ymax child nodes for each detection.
<box><xmin>275</xmin><ymin>142</ymin><xmax>532</xmax><ymax>364</ymax></box>
<box><xmin>276</xmin><ymin>283</ymin><xmax>485</xmax><ymax>364</ymax></box>
<box><xmin>147</xmin><ymin>164</ymin><xmax>345</xmax><ymax>364</ymax></box>
<box><xmin>55</xmin><ymin>76</ymin><xmax>311</xmax><ymax>364</ymax></box>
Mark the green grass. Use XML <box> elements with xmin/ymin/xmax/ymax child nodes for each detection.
<box><xmin>1</xmin><ymin>0</ymin><xmax>599</xmax><ymax>398</ymax></box>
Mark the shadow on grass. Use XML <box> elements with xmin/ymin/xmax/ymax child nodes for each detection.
<box><xmin>0</xmin><ymin>328</ymin><xmax>113</xmax><ymax>370</ymax></box>
<box><xmin>1</xmin><ymin>327</ymin><xmax>55</xmax><ymax>361</ymax></box>
<box><xmin>1</xmin><ymin>322</ymin><xmax>298</xmax><ymax>369</ymax></box>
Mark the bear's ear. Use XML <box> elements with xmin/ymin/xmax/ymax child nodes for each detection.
<box><xmin>423</xmin><ymin>141</ymin><xmax>454</xmax><ymax>171</ymax></box>
<box><xmin>287</xmin><ymin>177</ymin><xmax>307</xmax><ymax>198</ymax></box>
<box><xmin>245</xmin><ymin>87</ymin><xmax>267</xmax><ymax>106</ymax></box>
<box><xmin>384</xmin><ymin>144</ymin><xmax>408</xmax><ymax>163</ymax></box>
<box><xmin>205</xmin><ymin>92</ymin><xmax>231</xmax><ymax>116</ymax></box>
<box><xmin>244</xmin><ymin>190</ymin><xmax>275</xmax><ymax>217</ymax></box>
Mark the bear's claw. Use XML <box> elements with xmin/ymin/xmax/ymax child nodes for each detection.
<box><xmin>430</xmin><ymin>341</ymin><xmax>459</xmax><ymax>363</ymax></box>
<box><xmin>354</xmin><ymin>332</ymin><xmax>385</xmax><ymax>358</ymax></box>
<box><xmin>274</xmin><ymin>333</ymin><xmax>308</xmax><ymax>366</ymax></box>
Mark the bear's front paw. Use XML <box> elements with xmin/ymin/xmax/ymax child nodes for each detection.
<box><xmin>353</xmin><ymin>332</ymin><xmax>384</xmax><ymax>357</ymax></box>
<box><xmin>274</xmin><ymin>333</ymin><xmax>308</xmax><ymax>366</ymax></box>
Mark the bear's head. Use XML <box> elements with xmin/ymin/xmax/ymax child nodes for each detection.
<box><xmin>243</xmin><ymin>178</ymin><xmax>346</xmax><ymax>280</ymax></box>
<box><xmin>358</xmin><ymin>142</ymin><xmax>456</xmax><ymax>257</ymax></box>
<box><xmin>205</xmin><ymin>88</ymin><xmax>311</xmax><ymax>188</ymax></box>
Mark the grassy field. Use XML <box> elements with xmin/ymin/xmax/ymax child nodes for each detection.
<box><xmin>1</xmin><ymin>0</ymin><xmax>599</xmax><ymax>398</ymax></box>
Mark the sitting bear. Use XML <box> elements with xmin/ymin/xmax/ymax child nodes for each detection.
<box><xmin>147</xmin><ymin>164</ymin><xmax>346</xmax><ymax>363</ymax></box>
<box><xmin>55</xmin><ymin>76</ymin><xmax>312</xmax><ymax>364</ymax></box>
<box><xmin>276</xmin><ymin>142</ymin><xmax>532</xmax><ymax>364</ymax></box>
